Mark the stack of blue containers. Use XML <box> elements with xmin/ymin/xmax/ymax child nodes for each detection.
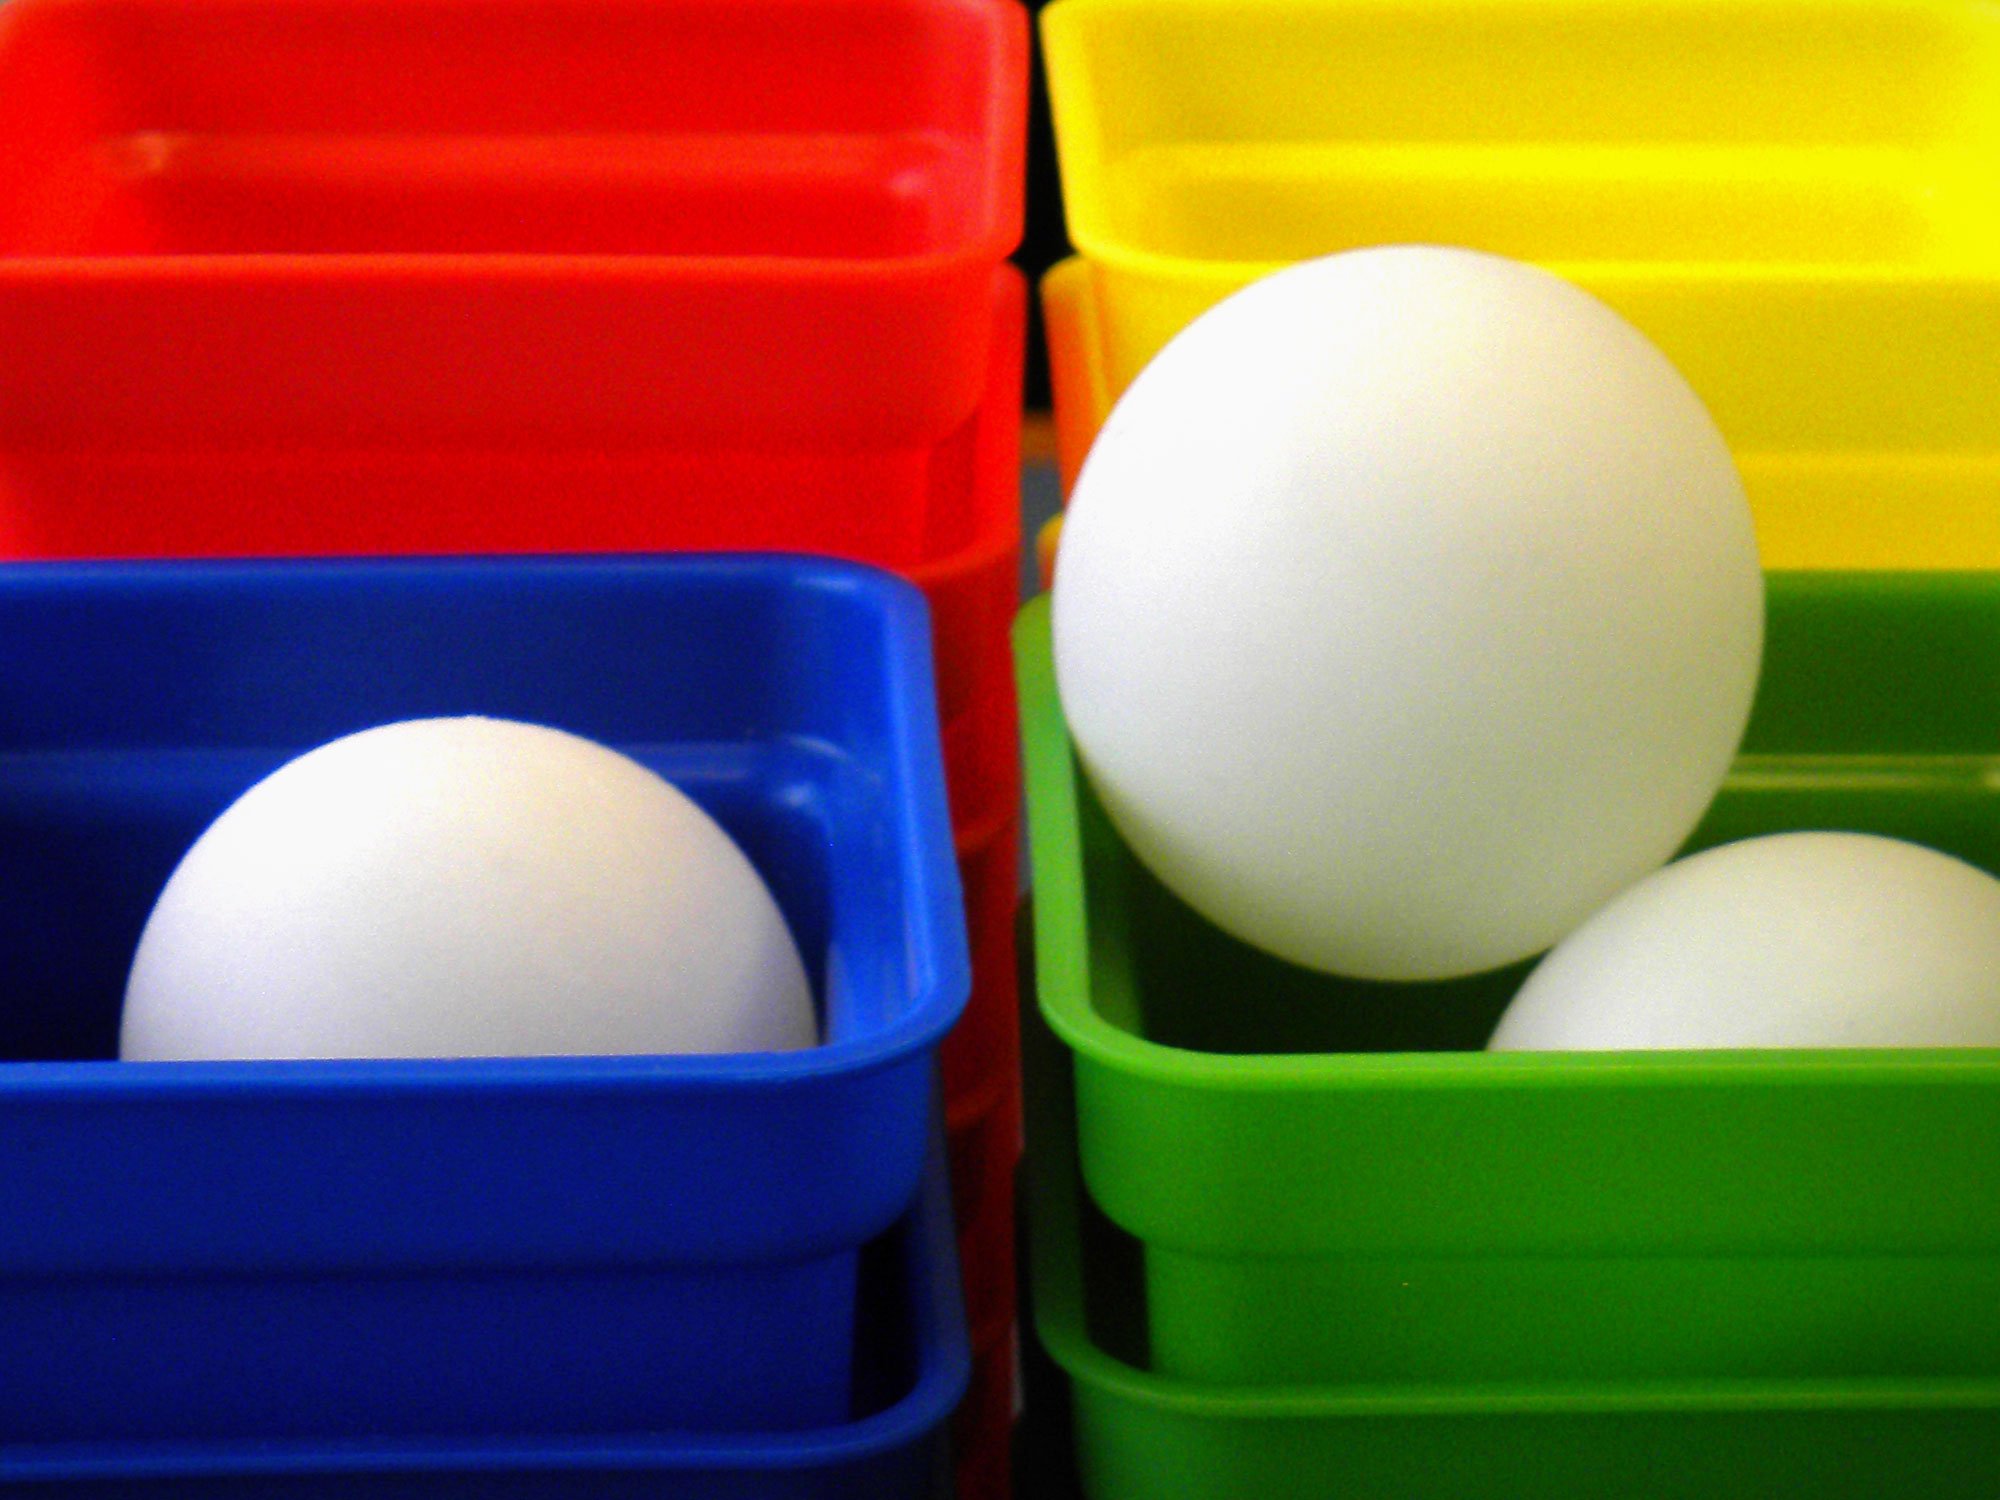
<box><xmin>0</xmin><ymin>556</ymin><xmax>972</xmax><ymax>1496</ymax></box>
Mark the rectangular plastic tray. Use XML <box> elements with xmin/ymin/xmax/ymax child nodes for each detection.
<box><xmin>1039</xmin><ymin>0</ymin><xmax>2000</xmax><ymax>567</ymax></box>
<box><xmin>1017</xmin><ymin>573</ymin><xmax>2000</xmax><ymax>1392</ymax></box>
<box><xmin>0</xmin><ymin>0</ymin><xmax>1026</xmax><ymax>458</ymax></box>
<box><xmin>0</xmin><ymin>554</ymin><xmax>967</xmax><ymax>1444</ymax></box>
<box><xmin>0</xmin><ymin>225</ymin><xmax>1025</xmax><ymax>727</ymax></box>
<box><xmin>1022</xmin><ymin>989</ymin><xmax>2000</xmax><ymax>1500</ymax></box>
<box><xmin>0</xmin><ymin>1125</ymin><xmax>970</xmax><ymax>1499</ymax></box>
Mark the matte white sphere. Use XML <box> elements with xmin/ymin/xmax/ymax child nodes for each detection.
<box><xmin>1490</xmin><ymin>833</ymin><xmax>2000</xmax><ymax>1050</ymax></box>
<box><xmin>121</xmin><ymin>717</ymin><xmax>817</xmax><ymax>1060</ymax></box>
<box><xmin>1053</xmin><ymin>246</ymin><xmax>1763</xmax><ymax>980</ymax></box>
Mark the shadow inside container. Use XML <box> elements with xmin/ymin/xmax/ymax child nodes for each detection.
<box><xmin>1072</xmin><ymin>570</ymin><xmax>2000</xmax><ymax>1059</ymax></box>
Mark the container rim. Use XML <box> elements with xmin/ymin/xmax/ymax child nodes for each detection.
<box><xmin>1041</xmin><ymin>0</ymin><xmax>2000</xmax><ymax>281</ymax></box>
<box><xmin>1058</xmin><ymin>243</ymin><xmax>2000</xmax><ymax>290</ymax></box>
<box><xmin>0</xmin><ymin>248</ymin><xmax>1017</xmax><ymax>283</ymax></box>
<box><xmin>1013</xmin><ymin>593</ymin><xmax>2000</xmax><ymax>1090</ymax></box>
<box><xmin>1039</xmin><ymin>255</ymin><xmax>2000</xmax><ymax>569</ymax></box>
<box><xmin>0</xmin><ymin>551</ymin><xmax>971</xmax><ymax>1095</ymax></box>
<box><xmin>0</xmin><ymin>1120</ymin><xmax>974</xmax><ymax>1478</ymax></box>
<box><xmin>1038</xmin><ymin>253</ymin><xmax>2000</xmax><ymax>441</ymax></box>
<box><xmin>910</xmin><ymin>265</ymin><xmax>1031</xmax><ymax>587</ymax></box>
<box><xmin>1021</xmin><ymin>982</ymin><xmax>2000</xmax><ymax>1419</ymax></box>
<box><xmin>0</xmin><ymin>0</ymin><xmax>1028</xmax><ymax>277</ymax></box>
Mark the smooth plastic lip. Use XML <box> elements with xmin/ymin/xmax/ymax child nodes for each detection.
<box><xmin>1041</xmin><ymin>255</ymin><xmax>2000</xmax><ymax>570</ymax></box>
<box><xmin>1044</xmin><ymin>1292</ymin><xmax>2000</xmax><ymax>1420</ymax></box>
<box><xmin>1023</xmin><ymin>980</ymin><xmax>2000</xmax><ymax>1419</ymax></box>
<box><xmin>1012</xmin><ymin>593</ymin><xmax>2000</xmax><ymax>1091</ymax></box>
<box><xmin>0</xmin><ymin>552</ymin><xmax>971</xmax><ymax>1098</ymax></box>
<box><xmin>1069</xmin><ymin>245</ymin><xmax>2000</xmax><ymax>290</ymax></box>
<box><xmin>0</xmin><ymin>1131</ymin><xmax>973</xmax><ymax>1480</ymax></box>
<box><xmin>0</xmin><ymin>248</ymin><xmax>1020</xmax><ymax>279</ymax></box>
<box><xmin>1040</xmin><ymin>0</ymin><xmax>2000</xmax><ymax>285</ymax></box>
<box><xmin>0</xmin><ymin>0</ymin><xmax>1028</xmax><ymax>279</ymax></box>
<box><xmin>1045</xmin><ymin>1309</ymin><xmax>2000</xmax><ymax>1423</ymax></box>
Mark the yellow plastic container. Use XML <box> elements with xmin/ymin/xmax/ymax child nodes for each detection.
<box><xmin>1044</xmin><ymin>258</ymin><xmax>2000</xmax><ymax>568</ymax></box>
<box><xmin>1040</xmin><ymin>0</ymin><xmax>2000</xmax><ymax>567</ymax></box>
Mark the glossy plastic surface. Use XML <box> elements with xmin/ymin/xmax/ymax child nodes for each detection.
<box><xmin>1039</xmin><ymin>0</ymin><xmax>2000</xmax><ymax>567</ymax></box>
<box><xmin>942</xmin><ymin>807</ymin><xmax>1022</xmax><ymax>1110</ymax></box>
<box><xmin>955</xmin><ymin>1325</ymin><xmax>1018</xmax><ymax>1500</ymax></box>
<box><xmin>1018</xmin><ymin>573</ymin><xmax>2000</xmax><ymax>1389</ymax></box>
<box><xmin>910</xmin><ymin>268</ymin><xmax>1027</xmax><ymax>727</ymax></box>
<box><xmin>0</xmin><ymin>239</ymin><xmax>1024</xmax><ymax>725</ymax></box>
<box><xmin>1043</xmin><ymin>255</ymin><xmax>2000</xmax><ymax>569</ymax></box>
<box><xmin>0</xmin><ymin>555</ymin><xmax>967</xmax><ymax>1441</ymax></box>
<box><xmin>1024</xmin><ymin>989</ymin><xmax>2000</xmax><ymax>1500</ymax></box>
<box><xmin>0</xmin><ymin>1129</ymin><xmax>970</xmax><ymax>1499</ymax></box>
<box><xmin>0</xmin><ymin>0</ymin><xmax>1027</xmax><ymax>451</ymax></box>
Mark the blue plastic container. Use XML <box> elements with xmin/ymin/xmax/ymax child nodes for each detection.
<box><xmin>0</xmin><ymin>1126</ymin><xmax>969</xmax><ymax>1498</ymax></box>
<box><xmin>0</xmin><ymin>554</ymin><xmax>968</xmax><ymax>1443</ymax></box>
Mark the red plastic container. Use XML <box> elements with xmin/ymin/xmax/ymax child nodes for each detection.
<box><xmin>0</xmin><ymin>266</ymin><xmax>1029</xmax><ymax>1111</ymax></box>
<box><xmin>0</xmin><ymin>0</ymin><xmax>1026</xmax><ymax>458</ymax></box>
<box><xmin>0</xmin><ymin>0</ymin><xmax>1027</xmax><ymax>708</ymax></box>
<box><xmin>948</xmin><ymin>1075</ymin><xmax>1021</xmax><ymax>1336</ymax></box>
<box><xmin>0</xmin><ymin>10</ymin><xmax>1028</xmax><ymax>1473</ymax></box>
<box><xmin>939</xmin><ymin>728</ymin><xmax>1020</xmax><ymax>1500</ymax></box>
<box><xmin>0</xmin><ymin>237</ymin><xmax>1030</xmax><ymax>1078</ymax></box>
<box><xmin>942</xmin><ymin>806</ymin><xmax>1023</xmax><ymax>1110</ymax></box>
<box><xmin>912</xmin><ymin>269</ymin><xmax>1027</xmax><ymax>728</ymax></box>
<box><xmin>954</xmin><ymin>1322</ymin><xmax>1018</xmax><ymax>1500</ymax></box>
<box><xmin>941</xmin><ymin>817</ymin><xmax>1020</xmax><ymax>1500</ymax></box>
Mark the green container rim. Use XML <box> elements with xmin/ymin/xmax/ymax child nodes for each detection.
<box><xmin>1023</xmin><ymin>975</ymin><xmax>2000</xmax><ymax>1417</ymax></box>
<box><xmin>1014</xmin><ymin>590</ymin><xmax>2000</xmax><ymax>1090</ymax></box>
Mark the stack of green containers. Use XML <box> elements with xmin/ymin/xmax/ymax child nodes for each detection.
<box><xmin>1024</xmin><ymin>2</ymin><xmax>2000</xmax><ymax>1494</ymax></box>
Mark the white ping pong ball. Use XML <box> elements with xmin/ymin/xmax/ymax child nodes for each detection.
<box><xmin>1490</xmin><ymin>833</ymin><xmax>2000</xmax><ymax>1050</ymax></box>
<box><xmin>120</xmin><ymin>717</ymin><xmax>818</xmax><ymax>1060</ymax></box>
<box><xmin>1053</xmin><ymin>246</ymin><xmax>1763</xmax><ymax>980</ymax></box>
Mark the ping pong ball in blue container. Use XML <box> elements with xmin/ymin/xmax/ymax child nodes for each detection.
<box><xmin>1053</xmin><ymin>245</ymin><xmax>1765</xmax><ymax>982</ymax></box>
<box><xmin>120</xmin><ymin>716</ymin><xmax>818</xmax><ymax>1060</ymax></box>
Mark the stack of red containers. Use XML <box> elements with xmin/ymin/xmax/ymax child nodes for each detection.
<box><xmin>0</xmin><ymin>1</ymin><xmax>1027</xmax><ymax>1493</ymax></box>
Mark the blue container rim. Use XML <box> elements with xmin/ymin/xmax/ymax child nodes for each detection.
<box><xmin>0</xmin><ymin>551</ymin><xmax>972</xmax><ymax>1092</ymax></box>
<box><xmin>0</xmin><ymin>1122</ymin><xmax>974</xmax><ymax>1478</ymax></box>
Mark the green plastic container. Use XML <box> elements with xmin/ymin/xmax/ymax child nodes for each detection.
<box><xmin>1022</xmin><ymin>983</ymin><xmax>2000</xmax><ymax>1500</ymax></box>
<box><xmin>1017</xmin><ymin>573</ymin><xmax>2000</xmax><ymax>1400</ymax></box>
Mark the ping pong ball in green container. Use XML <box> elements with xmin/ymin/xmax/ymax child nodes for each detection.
<box><xmin>1052</xmin><ymin>246</ymin><xmax>1764</xmax><ymax>982</ymax></box>
<box><xmin>1491</xmin><ymin>832</ymin><xmax>2000</xmax><ymax>1050</ymax></box>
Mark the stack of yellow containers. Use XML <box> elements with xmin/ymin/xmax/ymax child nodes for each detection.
<box><xmin>1040</xmin><ymin>0</ymin><xmax>2000</xmax><ymax>567</ymax></box>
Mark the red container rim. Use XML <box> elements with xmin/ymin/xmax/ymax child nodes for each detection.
<box><xmin>0</xmin><ymin>0</ymin><xmax>1028</xmax><ymax>281</ymax></box>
